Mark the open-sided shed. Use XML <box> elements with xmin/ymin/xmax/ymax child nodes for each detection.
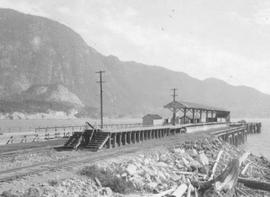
<box><xmin>179</xmin><ymin>114</ymin><xmax>200</xmax><ymax>124</ymax></box>
<box><xmin>164</xmin><ymin>100</ymin><xmax>230</xmax><ymax>125</ymax></box>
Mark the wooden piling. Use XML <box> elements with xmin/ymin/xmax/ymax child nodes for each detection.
<box><xmin>119</xmin><ymin>133</ymin><xmax>122</xmax><ymax>146</ymax></box>
<box><xmin>106</xmin><ymin>133</ymin><xmax>111</xmax><ymax>149</ymax></box>
<box><xmin>112</xmin><ymin>133</ymin><xmax>116</xmax><ymax>147</ymax></box>
<box><xmin>128</xmin><ymin>132</ymin><xmax>131</xmax><ymax>144</ymax></box>
<box><xmin>124</xmin><ymin>132</ymin><xmax>127</xmax><ymax>145</ymax></box>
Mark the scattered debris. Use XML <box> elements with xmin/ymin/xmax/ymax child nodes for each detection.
<box><xmin>1</xmin><ymin>136</ymin><xmax>270</xmax><ymax>197</ymax></box>
<box><xmin>172</xmin><ymin>183</ymin><xmax>188</xmax><ymax>197</ymax></box>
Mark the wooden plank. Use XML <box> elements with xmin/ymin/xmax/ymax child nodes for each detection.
<box><xmin>238</xmin><ymin>177</ymin><xmax>270</xmax><ymax>192</ymax></box>
<box><xmin>98</xmin><ymin>135</ymin><xmax>110</xmax><ymax>150</ymax></box>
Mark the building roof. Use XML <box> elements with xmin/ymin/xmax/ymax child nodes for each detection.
<box><xmin>164</xmin><ymin>100</ymin><xmax>228</xmax><ymax>112</ymax></box>
<box><xmin>143</xmin><ymin>114</ymin><xmax>162</xmax><ymax>119</ymax></box>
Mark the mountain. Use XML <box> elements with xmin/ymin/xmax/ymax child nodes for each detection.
<box><xmin>0</xmin><ymin>8</ymin><xmax>270</xmax><ymax>118</ymax></box>
<box><xmin>0</xmin><ymin>84</ymin><xmax>98</xmax><ymax>119</ymax></box>
<box><xmin>12</xmin><ymin>84</ymin><xmax>84</xmax><ymax>107</ymax></box>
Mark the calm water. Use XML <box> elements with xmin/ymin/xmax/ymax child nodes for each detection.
<box><xmin>0</xmin><ymin>118</ymin><xmax>269</xmax><ymax>158</ymax></box>
<box><xmin>0</xmin><ymin>118</ymin><xmax>141</xmax><ymax>133</ymax></box>
<box><xmin>242</xmin><ymin>119</ymin><xmax>270</xmax><ymax>159</ymax></box>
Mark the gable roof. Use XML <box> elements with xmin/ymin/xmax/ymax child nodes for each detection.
<box><xmin>143</xmin><ymin>114</ymin><xmax>162</xmax><ymax>119</ymax></box>
<box><xmin>164</xmin><ymin>100</ymin><xmax>228</xmax><ymax>112</ymax></box>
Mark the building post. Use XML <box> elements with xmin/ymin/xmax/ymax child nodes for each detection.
<box><xmin>183</xmin><ymin>108</ymin><xmax>186</xmax><ymax>124</ymax></box>
<box><xmin>199</xmin><ymin>109</ymin><xmax>202</xmax><ymax>123</ymax></box>
<box><xmin>226</xmin><ymin>112</ymin><xmax>231</xmax><ymax>122</ymax></box>
<box><xmin>192</xmin><ymin>108</ymin><xmax>195</xmax><ymax>123</ymax></box>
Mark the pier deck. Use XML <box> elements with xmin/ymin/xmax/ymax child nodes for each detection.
<box><xmin>63</xmin><ymin>122</ymin><xmax>261</xmax><ymax>151</ymax></box>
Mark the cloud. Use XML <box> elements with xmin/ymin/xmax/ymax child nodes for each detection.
<box><xmin>0</xmin><ymin>0</ymin><xmax>49</xmax><ymax>17</ymax></box>
<box><xmin>254</xmin><ymin>7</ymin><xmax>270</xmax><ymax>25</ymax></box>
<box><xmin>233</xmin><ymin>1</ymin><xmax>270</xmax><ymax>26</ymax></box>
<box><xmin>57</xmin><ymin>6</ymin><xmax>71</xmax><ymax>15</ymax></box>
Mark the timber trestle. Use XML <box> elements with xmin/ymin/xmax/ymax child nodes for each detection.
<box><xmin>62</xmin><ymin>125</ymin><xmax>186</xmax><ymax>151</ymax></box>
<box><xmin>213</xmin><ymin>122</ymin><xmax>261</xmax><ymax>146</ymax></box>
<box><xmin>62</xmin><ymin>122</ymin><xmax>261</xmax><ymax>151</ymax></box>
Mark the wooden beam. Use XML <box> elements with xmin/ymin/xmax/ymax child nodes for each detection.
<box><xmin>238</xmin><ymin>177</ymin><xmax>270</xmax><ymax>192</ymax></box>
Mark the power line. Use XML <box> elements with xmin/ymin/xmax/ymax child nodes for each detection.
<box><xmin>96</xmin><ymin>70</ymin><xmax>105</xmax><ymax>129</ymax></box>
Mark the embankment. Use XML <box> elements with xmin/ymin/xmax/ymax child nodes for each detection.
<box><xmin>1</xmin><ymin>134</ymin><xmax>269</xmax><ymax>197</ymax></box>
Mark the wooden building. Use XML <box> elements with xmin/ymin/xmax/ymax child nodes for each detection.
<box><xmin>164</xmin><ymin>101</ymin><xmax>230</xmax><ymax>125</ymax></box>
<box><xmin>142</xmin><ymin>114</ymin><xmax>163</xmax><ymax>126</ymax></box>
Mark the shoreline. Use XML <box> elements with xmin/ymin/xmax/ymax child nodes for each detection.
<box><xmin>0</xmin><ymin>134</ymin><xmax>269</xmax><ymax>197</ymax></box>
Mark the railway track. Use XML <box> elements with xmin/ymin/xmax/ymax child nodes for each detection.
<box><xmin>0</xmin><ymin>127</ymin><xmax>231</xmax><ymax>183</ymax></box>
<box><xmin>0</xmin><ymin>145</ymin><xmax>59</xmax><ymax>158</ymax></box>
<box><xmin>0</xmin><ymin>138</ymin><xmax>66</xmax><ymax>155</ymax></box>
<box><xmin>0</xmin><ymin>146</ymin><xmax>140</xmax><ymax>182</ymax></box>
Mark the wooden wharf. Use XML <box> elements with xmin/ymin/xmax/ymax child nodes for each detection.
<box><xmin>63</xmin><ymin>122</ymin><xmax>261</xmax><ymax>151</ymax></box>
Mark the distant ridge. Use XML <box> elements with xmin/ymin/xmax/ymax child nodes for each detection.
<box><xmin>0</xmin><ymin>8</ymin><xmax>270</xmax><ymax>118</ymax></box>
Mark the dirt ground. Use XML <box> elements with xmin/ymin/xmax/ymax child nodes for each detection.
<box><xmin>2</xmin><ymin>126</ymin><xmax>264</xmax><ymax>197</ymax></box>
<box><xmin>0</xmin><ymin>129</ymin><xmax>216</xmax><ymax>172</ymax></box>
<box><xmin>1</xmin><ymin>133</ymin><xmax>269</xmax><ymax>197</ymax></box>
<box><xmin>0</xmin><ymin>131</ymin><xmax>214</xmax><ymax>191</ymax></box>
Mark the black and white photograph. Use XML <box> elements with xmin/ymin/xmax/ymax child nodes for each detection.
<box><xmin>0</xmin><ymin>0</ymin><xmax>269</xmax><ymax>196</ymax></box>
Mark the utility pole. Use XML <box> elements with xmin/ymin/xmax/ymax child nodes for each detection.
<box><xmin>172</xmin><ymin>88</ymin><xmax>177</xmax><ymax>102</ymax></box>
<box><xmin>96</xmin><ymin>71</ymin><xmax>105</xmax><ymax>129</ymax></box>
<box><xmin>172</xmin><ymin>88</ymin><xmax>177</xmax><ymax>125</ymax></box>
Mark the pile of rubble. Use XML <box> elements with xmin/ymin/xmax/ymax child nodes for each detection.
<box><xmin>80</xmin><ymin>137</ymin><xmax>270</xmax><ymax>196</ymax></box>
<box><xmin>1</xmin><ymin>136</ymin><xmax>270</xmax><ymax>197</ymax></box>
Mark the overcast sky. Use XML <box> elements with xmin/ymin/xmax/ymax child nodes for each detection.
<box><xmin>1</xmin><ymin>0</ymin><xmax>270</xmax><ymax>94</ymax></box>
